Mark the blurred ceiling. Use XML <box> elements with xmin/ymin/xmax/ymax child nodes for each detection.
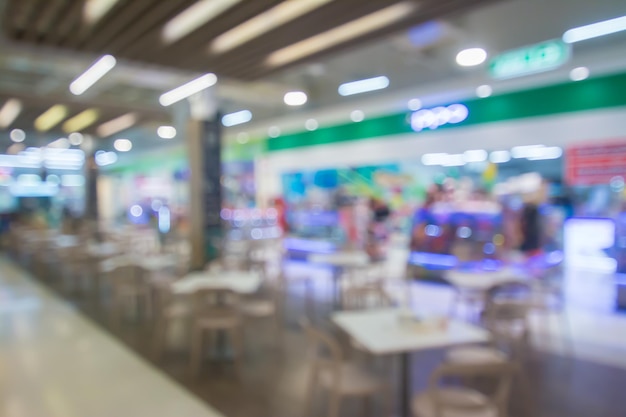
<box><xmin>1</xmin><ymin>0</ymin><xmax>494</xmax><ymax>80</ymax></box>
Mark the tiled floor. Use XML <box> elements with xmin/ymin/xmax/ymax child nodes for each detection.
<box><xmin>0</xmin><ymin>256</ymin><xmax>223</xmax><ymax>417</ymax></box>
<box><xmin>3</xmin><ymin>252</ymin><xmax>626</xmax><ymax>417</ymax></box>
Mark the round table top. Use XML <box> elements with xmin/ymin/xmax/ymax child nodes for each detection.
<box><xmin>172</xmin><ymin>270</ymin><xmax>261</xmax><ymax>295</ymax></box>
<box><xmin>308</xmin><ymin>251</ymin><xmax>370</xmax><ymax>267</ymax></box>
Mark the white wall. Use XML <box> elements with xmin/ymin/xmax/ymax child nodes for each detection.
<box><xmin>257</xmin><ymin>106</ymin><xmax>626</xmax><ymax>200</ymax></box>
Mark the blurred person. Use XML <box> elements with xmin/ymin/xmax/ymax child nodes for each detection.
<box><xmin>365</xmin><ymin>197</ymin><xmax>391</xmax><ymax>261</ymax></box>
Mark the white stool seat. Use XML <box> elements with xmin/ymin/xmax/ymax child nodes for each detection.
<box><xmin>446</xmin><ymin>346</ymin><xmax>508</xmax><ymax>365</ymax></box>
<box><xmin>412</xmin><ymin>387</ymin><xmax>498</xmax><ymax>417</ymax></box>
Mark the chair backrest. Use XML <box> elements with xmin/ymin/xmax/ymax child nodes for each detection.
<box><xmin>109</xmin><ymin>264</ymin><xmax>148</xmax><ymax>294</ymax></box>
<box><xmin>428</xmin><ymin>362</ymin><xmax>516</xmax><ymax>417</ymax></box>
<box><xmin>300</xmin><ymin>319</ymin><xmax>343</xmax><ymax>370</ymax></box>
<box><xmin>484</xmin><ymin>281</ymin><xmax>532</xmax><ymax>320</ymax></box>
<box><xmin>342</xmin><ymin>282</ymin><xmax>393</xmax><ymax>310</ymax></box>
<box><xmin>191</xmin><ymin>288</ymin><xmax>240</xmax><ymax>313</ymax></box>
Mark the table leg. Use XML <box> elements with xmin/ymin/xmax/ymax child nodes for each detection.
<box><xmin>400</xmin><ymin>352</ymin><xmax>411</xmax><ymax>417</ymax></box>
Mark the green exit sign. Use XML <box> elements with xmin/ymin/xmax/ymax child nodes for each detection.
<box><xmin>489</xmin><ymin>39</ymin><xmax>571</xmax><ymax>79</ymax></box>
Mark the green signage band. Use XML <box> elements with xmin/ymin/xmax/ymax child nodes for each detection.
<box><xmin>489</xmin><ymin>39</ymin><xmax>571</xmax><ymax>80</ymax></box>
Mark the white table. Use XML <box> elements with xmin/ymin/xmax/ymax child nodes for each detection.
<box><xmin>86</xmin><ymin>242</ymin><xmax>122</xmax><ymax>259</ymax></box>
<box><xmin>444</xmin><ymin>267</ymin><xmax>527</xmax><ymax>291</ymax></box>
<box><xmin>309</xmin><ymin>251</ymin><xmax>371</xmax><ymax>307</ymax></box>
<box><xmin>172</xmin><ymin>270</ymin><xmax>262</xmax><ymax>295</ymax></box>
<box><xmin>333</xmin><ymin>308</ymin><xmax>489</xmax><ymax>417</ymax></box>
<box><xmin>102</xmin><ymin>254</ymin><xmax>180</xmax><ymax>273</ymax></box>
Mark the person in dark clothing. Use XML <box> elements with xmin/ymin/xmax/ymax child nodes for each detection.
<box><xmin>519</xmin><ymin>203</ymin><xmax>542</xmax><ymax>255</ymax></box>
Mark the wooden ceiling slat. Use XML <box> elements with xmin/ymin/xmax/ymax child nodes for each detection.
<box><xmin>52</xmin><ymin>1</ymin><xmax>84</xmax><ymax>46</ymax></box>
<box><xmin>79</xmin><ymin>0</ymin><xmax>161</xmax><ymax>52</ymax></box>
<box><xmin>130</xmin><ymin>0</ymin><xmax>281</xmax><ymax>67</ymax></box>
<box><xmin>106</xmin><ymin>0</ymin><xmax>197</xmax><ymax>55</ymax></box>
<box><xmin>2</xmin><ymin>0</ymin><xmax>499</xmax><ymax>80</ymax></box>
<box><xmin>201</xmin><ymin>0</ymin><xmax>411</xmax><ymax>78</ymax></box>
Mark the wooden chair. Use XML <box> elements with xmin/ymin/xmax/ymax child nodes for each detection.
<box><xmin>151</xmin><ymin>277</ymin><xmax>191</xmax><ymax>359</ymax></box>
<box><xmin>301</xmin><ymin>320</ymin><xmax>390</xmax><ymax>417</ymax></box>
<box><xmin>412</xmin><ymin>362</ymin><xmax>516</xmax><ymax>417</ymax></box>
<box><xmin>239</xmin><ymin>269</ymin><xmax>284</xmax><ymax>348</ymax></box>
<box><xmin>188</xmin><ymin>288</ymin><xmax>245</xmax><ymax>376</ymax></box>
<box><xmin>341</xmin><ymin>281</ymin><xmax>393</xmax><ymax>310</ymax></box>
<box><xmin>108</xmin><ymin>264</ymin><xmax>152</xmax><ymax>326</ymax></box>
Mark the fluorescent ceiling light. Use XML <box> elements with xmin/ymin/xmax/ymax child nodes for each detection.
<box><xmin>236</xmin><ymin>132</ymin><xmax>249</xmax><ymax>144</ymax></box>
<box><xmin>350</xmin><ymin>110</ymin><xmax>365</xmax><ymax>122</ymax></box>
<box><xmin>113</xmin><ymin>138</ymin><xmax>132</xmax><ymax>152</ymax></box>
<box><xmin>210</xmin><ymin>0</ymin><xmax>333</xmax><ymax>54</ymax></box>
<box><xmin>511</xmin><ymin>144</ymin><xmax>546</xmax><ymax>159</ymax></box>
<box><xmin>0</xmin><ymin>99</ymin><xmax>22</xmax><ymax>129</ymax></box>
<box><xmin>159</xmin><ymin>73</ymin><xmax>217</xmax><ymax>107</ymax></box>
<box><xmin>95</xmin><ymin>151</ymin><xmax>118</xmax><ymax>167</ymax></box>
<box><xmin>408</xmin><ymin>98</ymin><xmax>422</xmax><ymax>111</ymax></box>
<box><xmin>284</xmin><ymin>91</ymin><xmax>308</xmax><ymax>106</ymax></box>
<box><xmin>70</xmin><ymin>55</ymin><xmax>117</xmax><ymax>95</ymax></box>
<box><xmin>456</xmin><ymin>48</ymin><xmax>487</xmax><ymax>67</ymax></box>
<box><xmin>163</xmin><ymin>0</ymin><xmax>242</xmax><ymax>44</ymax></box>
<box><xmin>96</xmin><ymin>113</ymin><xmax>137</xmax><ymax>137</ymax></box>
<box><xmin>266</xmin><ymin>2</ymin><xmax>416</xmax><ymax>67</ymax></box>
<box><xmin>305</xmin><ymin>119</ymin><xmax>318</xmax><ymax>131</ymax></box>
<box><xmin>476</xmin><ymin>84</ymin><xmax>493</xmax><ymax>98</ymax></box>
<box><xmin>570</xmin><ymin>66</ymin><xmax>590</xmax><ymax>82</ymax></box>
<box><xmin>463</xmin><ymin>149</ymin><xmax>488</xmax><ymax>163</ymax></box>
<box><xmin>35</xmin><ymin>105</ymin><xmax>69</xmax><ymax>132</ymax></box>
<box><xmin>268</xmin><ymin>126</ymin><xmax>281</xmax><ymax>138</ymax></box>
<box><xmin>48</xmin><ymin>138</ymin><xmax>70</xmax><ymax>149</ymax></box>
<box><xmin>563</xmin><ymin>15</ymin><xmax>626</xmax><ymax>44</ymax></box>
<box><xmin>10</xmin><ymin>129</ymin><xmax>26</xmax><ymax>143</ymax></box>
<box><xmin>489</xmin><ymin>150</ymin><xmax>511</xmax><ymax>164</ymax></box>
<box><xmin>443</xmin><ymin>154</ymin><xmax>466</xmax><ymax>167</ymax></box>
<box><xmin>222</xmin><ymin>110</ymin><xmax>252</xmax><ymax>127</ymax></box>
<box><xmin>528</xmin><ymin>146</ymin><xmax>563</xmax><ymax>160</ymax></box>
<box><xmin>157</xmin><ymin>126</ymin><xmax>177</xmax><ymax>139</ymax></box>
<box><xmin>338</xmin><ymin>76</ymin><xmax>390</xmax><ymax>96</ymax></box>
<box><xmin>62</xmin><ymin>109</ymin><xmax>100</xmax><ymax>133</ymax></box>
<box><xmin>84</xmin><ymin>0</ymin><xmax>120</xmax><ymax>24</ymax></box>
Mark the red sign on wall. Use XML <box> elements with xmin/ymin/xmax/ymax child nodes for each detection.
<box><xmin>566</xmin><ymin>140</ymin><xmax>626</xmax><ymax>185</ymax></box>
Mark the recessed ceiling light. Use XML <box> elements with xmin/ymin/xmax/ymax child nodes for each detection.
<box><xmin>95</xmin><ymin>151</ymin><xmax>117</xmax><ymax>166</ymax></box>
<box><xmin>489</xmin><ymin>150</ymin><xmax>511</xmax><ymax>164</ymax></box>
<box><xmin>236</xmin><ymin>132</ymin><xmax>249</xmax><ymax>144</ymax></box>
<box><xmin>68</xmin><ymin>132</ymin><xmax>84</xmax><ymax>146</ymax></box>
<box><xmin>159</xmin><ymin>73</ymin><xmax>217</xmax><ymax>107</ymax></box>
<box><xmin>163</xmin><ymin>0</ymin><xmax>242</xmax><ymax>44</ymax></box>
<box><xmin>222</xmin><ymin>110</ymin><xmax>252</xmax><ymax>127</ymax></box>
<box><xmin>563</xmin><ymin>15</ymin><xmax>626</xmax><ymax>44</ymax></box>
<box><xmin>0</xmin><ymin>99</ymin><xmax>22</xmax><ymax>129</ymax></box>
<box><xmin>63</xmin><ymin>109</ymin><xmax>100</xmax><ymax>133</ymax></box>
<box><xmin>157</xmin><ymin>126</ymin><xmax>177</xmax><ymax>139</ymax></box>
<box><xmin>456</xmin><ymin>48</ymin><xmax>487</xmax><ymax>67</ymax></box>
<box><xmin>476</xmin><ymin>84</ymin><xmax>493</xmax><ymax>98</ymax></box>
<box><xmin>338</xmin><ymin>76</ymin><xmax>389</xmax><ymax>96</ymax></box>
<box><xmin>10</xmin><ymin>129</ymin><xmax>25</xmax><ymax>143</ymax></box>
<box><xmin>113</xmin><ymin>138</ymin><xmax>132</xmax><ymax>152</ymax></box>
<box><xmin>268</xmin><ymin>126</ymin><xmax>281</xmax><ymax>138</ymax></box>
<box><xmin>305</xmin><ymin>119</ymin><xmax>319</xmax><ymax>131</ymax></box>
<box><xmin>70</xmin><ymin>55</ymin><xmax>117</xmax><ymax>96</ymax></box>
<box><xmin>35</xmin><ymin>105</ymin><xmax>69</xmax><ymax>132</ymax></box>
<box><xmin>266</xmin><ymin>2</ymin><xmax>417</xmax><ymax>67</ymax></box>
<box><xmin>210</xmin><ymin>0</ymin><xmax>333</xmax><ymax>54</ymax></box>
<box><xmin>570</xmin><ymin>66</ymin><xmax>590</xmax><ymax>81</ymax></box>
<box><xmin>350</xmin><ymin>110</ymin><xmax>365</xmax><ymax>122</ymax></box>
<box><xmin>408</xmin><ymin>98</ymin><xmax>422</xmax><ymax>111</ymax></box>
<box><xmin>96</xmin><ymin>112</ymin><xmax>136</xmax><ymax>137</ymax></box>
<box><xmin>284</xmin><ymin>91</ymin><xmax>308</xmax><ymax>106</ymax></box>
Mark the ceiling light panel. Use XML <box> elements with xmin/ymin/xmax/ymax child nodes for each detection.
<box><xmin>70</xmin><ymin>55</ymin><xmax>117</xmax><ymax>95</ymax></box>
<box><xmin>222</xmin><ymin>110</ymin><xmax>252</xmax><ymax>127</ymax></box>
<box><xmin>163</xmin><ymin>0</ymin><xmax>243</xmax><ymax>45</ymax></box>
<box><xmin>210</xmin><ymin>0</ymin><xmax>333</xmax><ymax>54</ymax></box>
<box><xmin>159</xmin><ymin>73</ymin><xmax>218</xmax><ymax>106</ymax></box>
<box><xmin>84</xmin><ymin>0</ymin><xmax>121</xmax><ymax>24</ymax></box>
<box><xmin>0</xmin><ymin>99</ymin><xmax>22</xmax><ymax>129</ymax></box>
<box><xmin>266</xmin><ymin>2</ymin><xmax>417</xmax><ymax>67</ymax></box>
<box><xmin>96</xmin><ymin>113</ymin><xmax>137</xmax><ymax>137</ymax></box>
<box><xmin>563</xmin><ymin>15</ymin><xmax>626</xmax><ymax>44</ymax></box>
<box><xmin>35</xmin><ymin>105</ymin><xmax>69</xmax><ymax>132</ymax></box>
<box><xmin>338</xmin><ymin>76</ymin><xmax>389</xmax><ymax>96</ymax></box>
<box><xmin>63</xmin><ymin>109</ymin><xmax>100</xmax><ymax>133</ymax></box>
